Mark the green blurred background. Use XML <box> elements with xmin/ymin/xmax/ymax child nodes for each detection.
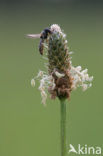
<box><xmin>0</xmin><ymin>0</ymin><xmax>103</xmax><ymax>156</ymax></box>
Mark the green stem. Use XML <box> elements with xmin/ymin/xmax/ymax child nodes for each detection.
<box><xmin>60</xmin><ymin>99</ymin><xmax>66</xmax><ymax>156</ymax></box>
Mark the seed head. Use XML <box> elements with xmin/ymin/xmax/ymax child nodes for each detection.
<box><xmin>31</xmin><ymin>24</ymin><xmax>93</xmax><ymax>105</ymax></box>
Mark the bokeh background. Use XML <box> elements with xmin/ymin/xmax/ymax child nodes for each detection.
<box><xmin>0</xmin><ymin>0</ymin><xmax>103</xmax><ymax>156</ymax></box>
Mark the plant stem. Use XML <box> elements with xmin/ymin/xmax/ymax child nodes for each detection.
<box><xmin>60</xmin><ymin>99</ymin><xmax>66</xmax><ymax>156</ymax></box>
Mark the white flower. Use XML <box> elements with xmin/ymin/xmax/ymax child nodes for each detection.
<box><xmin>37</xmin><ymin>71</ymin><xmax>44</xmax><ymax>78</ymax></box>
<box><xmin>76</xmin><ymin>66</ymin><xmax>82</xmax><ymax>71</ymax></box>
<box><xmin>31</xmin><ymin>64</ymin><xmax>93</xmax><ymax>105</ymax></box>
<box><xmin>50</xmin><ymin>24</ymin><xmax>66</xmax><ymax>39</ymax></box>
<box><xmin>65</xmin><ymin>40</ymin><xmax>68</xmax><ymax>44</ymax></box>
<box><xmin>70</xmin><ymin>64</ymin><xmax>93</xmax><ymax>91</ymax></box>
<box><xmin>41</xmin><ymin>90</ymin><xmax>47</xmax><ymax>106</ymax></box>
<box><xmin>81</xmin><ymin>69</ymin><xmax>88</xmax><ymax>74</ymax></box>
<box><xmin>55</xmin><ymin>71</ymin><xmax>65</xmax><ymax>78</ymax></box>
<box><xmin>62</xmin><ymin>33</ymin><xmax>66</xmax><ymax>38</ymax></box>
<box><xmin>31</xmin><ymin>79</ymin><xmax>35</xmax><ymax>87</ymax></box>
<box><xmin>50</xmin><ymin>24</ymin><xmax>62</xmax><ymax>33</ymax></box>
<box><xmin>69</xmin><ymin>51</ymin><xmax>74</xmax><ymax>55</ymax></box>
<box><xmin>89</xmin><ymin>83</ymin><xmax>92</xmax><ymax>87</ymax></box>
<box><xmin>31</xmin><ymin>70</ymin><xmax>55</xmax><ymax>105</ymax></box>
<box><xmin>82</xmin><ymin>84</ymin><xmax>88</xmax><ymax>91</ymax></box>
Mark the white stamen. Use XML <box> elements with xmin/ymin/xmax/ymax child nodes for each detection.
<box><xmin>70</xmin><ymin>64</ymin><xmax>93</xmax><ymax>91</ymax></box>
<box><xmin>31</xmin><ymin>79</ymin><xmax>35</xmax><ymax>87</ymax></box>
<box><xmin>55</xmin><ymin>71</ymin><xmax>65</xmax><ymax>78</ymax></box>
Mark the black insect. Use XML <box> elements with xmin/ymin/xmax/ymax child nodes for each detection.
<box><xmin>27</xmin><ymin>28</ymin><xmax>52</xmax><ymax>55</ymax></box>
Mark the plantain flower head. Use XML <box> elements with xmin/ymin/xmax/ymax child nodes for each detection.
<box><xmin>31</xmin><ymin>24</ymin><xmax>93</xmax><ymax>105</ymax></box>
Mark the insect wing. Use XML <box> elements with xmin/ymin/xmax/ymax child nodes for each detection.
<box><xmin>27</xmin><ymin>34</ymin><xmax>41</xmax><ymax>39</ymax></box>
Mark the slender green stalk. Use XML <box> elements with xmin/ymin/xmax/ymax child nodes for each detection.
<box><xmin>60</xmin><ymin>99</ymin><xmax>67</xmax><ymax>156</ymax></box>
